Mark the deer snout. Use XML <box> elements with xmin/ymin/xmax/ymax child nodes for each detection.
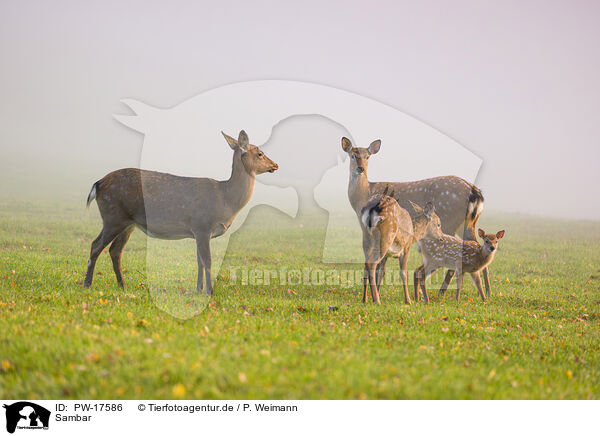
<box><xmin>356</xmin><ymin>167</ymin><xmax>364</xmax><ymax>174</ymax></box>
<box><xmin>489</xmin><ymin>246</ymin><xmax>496</xmax><ymax>252</ymax></box>
<box><xmin>268</xmin><ymin>162</ymin><xmax>279</xmax><ymax>173</ymax></box>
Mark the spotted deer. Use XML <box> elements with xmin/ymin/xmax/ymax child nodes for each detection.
<box><xmin>360</xmin><ymin>195</ymin><xmax>444</xmax><ymax>304</ymax></box>
<box><xmin>84</xmin><ymin>130</ymin><xmax>278</xmax><ymax>295</ymax></box>
<box><xmin>414</xmin><ymin>228</ymin><xmax>505</xmax><ymax>302</ymax></box>
<box><xmin>341</xmin><ymin>137</ymin><xmax>491</xmax><ymax>297</ymax></box>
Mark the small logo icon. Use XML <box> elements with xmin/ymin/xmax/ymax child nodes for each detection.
<box><xmin>3</xmin><ymin>402</ymin><xmax>50</xmax><ymax>434</ymax></box>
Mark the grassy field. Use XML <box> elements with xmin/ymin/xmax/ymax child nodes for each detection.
<box><xmin>1</xmin><ymin>199</ymin><xmax>599</xmax><ymax>399</ymax></box>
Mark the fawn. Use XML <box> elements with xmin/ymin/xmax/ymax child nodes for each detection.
<box><xmin>340</xmin><ymin>137</ymin><xmax>493</xmax><ymax>296</ymax></box>
<box><xmin>414</xmin><ymin>228</ymin><xmax>505</xmax><ymax>303</ymax></box>
<box><xmin>360</xmin><ymin>194</ymin><xmax>444</xmax><ymax>304</ymax></box>
<box><xmin>84</xmin><ymin>130</ymin><xmax>278</xmax><ymax>295</ymax></box>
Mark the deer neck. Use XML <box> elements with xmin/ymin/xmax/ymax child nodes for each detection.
<box><xmin>475</xmin><ymin>247</ymin><xmax>496</xmax><ymax>270</ymax></box>
<box><xmin>348</xmin><ymin>171</ymin><xmax>371</xmax><ymax>211</ymax></box>
<box><xmin>223</xmin><ymin>151</ymin><xmax>256</xmax><ymax>212</ymax></box>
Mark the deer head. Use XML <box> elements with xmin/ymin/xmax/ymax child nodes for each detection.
<box><xmin>409</xmin><ymin>200</ymin><xmax>444</xmax><ymax>241</ymax></box>
<box><xmin>341</xmin><ymin>137</ymin><xmax>381</xmax><ymax>176</ymax></box>
<box><xmin>478</xmin><ymin>228</ymin><xmax>505</xmax><ymax>255</ymax></box>
<box><xmin>221</xmin><ymin>130</ymin><xmax>279</xmax><ymax>175</ymax></box>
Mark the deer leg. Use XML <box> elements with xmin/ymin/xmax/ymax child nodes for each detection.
<box><xmin>368</xmin><ymin>263</ymin><xmax>380</xmax><ymax>304</ymax></box>
<box><xmin>84</xmin><ymin>225</ymin><xmax>128</xmax><ymax>288</ymax></box>
<box><xmin>414</xmin><ymin>265</ymin><xmax>424</xmax><ymax>302</ymax></box>
<box><xmin>399</xmin><ymin>251</ymin><xmax>411</xmax><ymax>304</ymax></box>
<box><xmin>196</xmin><ymin>256</ymin><xmax>205</xmax><ymax>291</ymax></box>
<box><xmin>376</xmin><ymin>256</ymin><xmax>388</xmax><ymax>291</ymax></box>
<box><xmin>470</xmin><ymin>272</ymin><xmax>487</xmax><ymax>302</ymax></box>
<box><xmin>439</xmin><ymin>269</ymin><xmax>455</xmax><ymax>297</ymax></box>
<box><xmin>420</xmin><ymin>267</ymin><xmax>437</xmax><ymax>304</ymax></box>
<box><xmin>108</xmin><ymin>225</ymin><xmax>135</xmax><ymax>288</ymax></box>
<box><xmin>362</xmin><ymin>234</ymin><xmax>371</xmax><ymax>304</ymax></box>
<box><xmin>84</xmin><ymin>232</ymin><xmax>104</xmax><ymax>288</ymax></box>
<box><xmin>362</xmin><ymin>263</ymin><xmax>369</xmax><ymax>304</ymax></box>
<box><xmin>455</xmin><ymin>270</ymin><xmax>465</xmax><ymax>301</ymax></box>
<box><xmin>195</xmin><ymin>233</ymin><xmax>212</xmax><ymax>296</ymax></box>
<box><xmin>482</xmin><ymin>267</ymin><xmax>491</xmax><ymax>297</ymax></box>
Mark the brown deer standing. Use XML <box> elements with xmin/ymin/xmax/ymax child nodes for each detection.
<box><xmin>414</xmin><ymin>228</ymin><xmax>505</xmax><ymax>302</ymax></box>
<box><xmin>341</xmin><ymin>137</ymin><xmax>491</xmax><ymax>298</ymax></box>
<box><xmin>360</xmin><ymin>195</ymin><xmax>444</xmax><ymax>304</ymax></box>
<box><xmin>84</xmin><ymin>130</ymin><xmax>278</xmax><ymax>295</ymax></box>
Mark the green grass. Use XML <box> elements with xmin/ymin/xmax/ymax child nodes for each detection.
<box><xmin>1</xmin><ymin>199</ymin><xmax>599</xmax><ymax>399</ymax></box>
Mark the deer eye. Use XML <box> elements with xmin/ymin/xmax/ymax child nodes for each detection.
<box><xmin>258</xmin><ymin>152</ymin><xmax>264</xmax><ymax>157</ymax></box>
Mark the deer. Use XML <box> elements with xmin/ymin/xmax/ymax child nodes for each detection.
<box><xmin>414</xmin><ymin>228</ymin><xmax>505</xmax><ymax>302</ymax></box>
<box><xmin>360</xmin><ymin>194</ymin><xmax>444</xmax><ymax>304</ymax></box>
<box><xmin>340</xmin><ymin>137</ymin><xmax>491</xmax><ymax>299</ymax></box>
<box><xmin>83</xmin><ymin>130</ymin><xmax>278</xmax><ymax>295</ymax></box>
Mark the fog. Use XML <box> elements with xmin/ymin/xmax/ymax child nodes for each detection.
<box><xmin>1</xmin><ymin>0</ymin><xmax>599</xmax><ymax>219</ymax></box>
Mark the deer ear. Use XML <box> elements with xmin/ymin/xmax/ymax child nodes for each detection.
<box><xmin>341</xmin><ymin>137</ymin><xmax>352</xmax><ymax>152</ymax></box>
<box><xmin>424</xmin><ymin>202</ymin><xmax>435</xmax><ymax>218</ymax></box>
<box><xmin>496</xmin><ymin>230</ymin><xmax>505</xmax><ymax>239</ymax></box>
<box><xmin>368</xmin><ymin>140</ymin><xmax>381</xmax><ymax>155</ymax></box>
<box><xmin>478</xmin><ymin>228</ymin><xmax>485</xmax><ymax>238</ymax></box>
<box><xmin>222</xmin><ymin>131</ymin><xmax>238</xmax><ymax>149</ymax></box>
<box><xmin>238</xmin><ymin>130</ymin><xmax>249</xmax><ymax>151</ymax></box>
<box><xmin>408</xmin><ymin>200</ymin><xmax>423</xmax><ymax>215</ymax></box>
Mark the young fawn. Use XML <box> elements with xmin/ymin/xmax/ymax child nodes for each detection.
<box><xmin>414</xmin><ymin>228</ymin><xmax>505</xmax><ymax>303</ymax></box>
<box><xmin>360</xmin><ymin>195</ymin><xmax>444</xmax><ymax>304</ymax></box>
<box><xmin>84</xmin><ymin>130</ymin><xmax>278</xmax><ymax>295</ymax></box>
<box><xmin>340</xmin><ymin>137</ymin><xmax>493</xmax><ymax>296</ymax></box>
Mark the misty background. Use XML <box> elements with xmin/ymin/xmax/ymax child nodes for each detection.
<box><xmin>1</xmin><ymin>0</ymin><xmax>599</xmax><ymax>219</ymax></box>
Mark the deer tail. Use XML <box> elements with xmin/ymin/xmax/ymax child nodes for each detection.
<box><xmin>86</xmin><ymin>181</ymin><xmax>100</xmax><ymax>208</ymax></box>
<box><xmin>361</xmin><ymin>199</ymin><xmax>385</xmax><ymax>232</ymax></box>
<box><xmin>464</xmin><ymin>185</ymin><xmax>484</xmax><ymax>240</ymax></box>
